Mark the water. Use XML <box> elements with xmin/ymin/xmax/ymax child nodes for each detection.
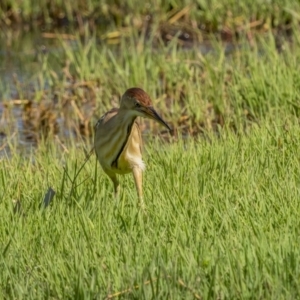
<box><xmin>0</xmin><ymin>28</ymin><xmax>74</xmax><ymax>153</ymax></box>
<box><xmin>0</xmin><ymin>28</ymin><xmax>78</xmax><ymax>97</ymax></box>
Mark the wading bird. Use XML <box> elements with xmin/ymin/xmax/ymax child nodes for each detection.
<box><xmin>94</xmin><ymin>87</ymin><xmax>171</xmax><ymax>207</ymax></box>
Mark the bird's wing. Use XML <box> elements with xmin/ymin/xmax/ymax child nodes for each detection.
<box><xmin>94</xmin><ymin>108</ymin><xmax>119</xmax><ymax>131</ymax></box>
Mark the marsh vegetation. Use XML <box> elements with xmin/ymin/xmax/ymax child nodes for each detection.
<box><xmin>1</xmin><ymin>1</ymin><xmax>300</xmax><ymax>298</ymax></box>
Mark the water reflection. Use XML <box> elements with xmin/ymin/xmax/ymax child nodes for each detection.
<box><xmin>0</xmin><ymin>28</ymin><xmax>77</xmax><ymax>97</ymax></box>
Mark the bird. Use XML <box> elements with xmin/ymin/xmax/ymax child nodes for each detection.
<box><xmin>94</xmin><ymin>87</ymin><xmax>171</xmax><ymax>207</ymax></box>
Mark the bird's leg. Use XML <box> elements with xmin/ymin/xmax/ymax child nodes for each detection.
<box><xmin>132</xmin><ymin>167</ymin><xmax>144</xmax><ymax>208</ymax></box>
<box><xmin>106</xmin><ymin>171</ymin><xmax>120</xmax><ymax>198</ymax></box>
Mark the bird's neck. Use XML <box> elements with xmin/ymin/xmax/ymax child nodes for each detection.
<box><xmin>111</xmin><ymin>109</ymin><xmax>137</xmax><ymax>168</ymax></box>
<box><xmin>118</xmin><ymin>109</ymin><xmax>137</xmax><ymax>129</ymax></box>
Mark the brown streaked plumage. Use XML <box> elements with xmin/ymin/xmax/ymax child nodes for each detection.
<box><xmin>94</xmin><ymin>87</ymin><xmax>171</xmax><ymax>206</ymax></box>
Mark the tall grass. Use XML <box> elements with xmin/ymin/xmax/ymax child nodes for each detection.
<box><xmin>1</xmin><ymin>119</ymin><xmax>300</xmax><ymax>298</ymax></box>
<box><xmin>2</xmin><ymin>30</ymin><xmax>300</xmax><ymax>138</ymax></box>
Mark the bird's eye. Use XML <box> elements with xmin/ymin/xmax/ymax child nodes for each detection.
<box><xmin>135</xmin><ymin>102</ymin><xmax>141</xmax><ymax>108</ymax></box>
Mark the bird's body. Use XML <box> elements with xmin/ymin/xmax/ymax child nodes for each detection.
<box><xmin>94</xmin><ymin>108</ymin><xmax>144</xmax><ymax>174</ymax></box>
<box><xmin>94</xmin><ymin>88</ymin><xmax>170</xmax><ymax>205</ymax></box>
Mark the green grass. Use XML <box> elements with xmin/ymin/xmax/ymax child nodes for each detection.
<box><xmin>1</xmin><ymin>119</ymin><xmax>300</xmax><ymax>299</ymax></box>
<box><xmin>1</xmin><ymin>5</ymin><xmax>300</xmax><ymax>298</ymax></box>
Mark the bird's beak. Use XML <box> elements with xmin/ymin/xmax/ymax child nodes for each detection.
<box><xmin>140</xmin><ymin>106</ymin><xmax>171</xmax><ymax>131</ymax></box>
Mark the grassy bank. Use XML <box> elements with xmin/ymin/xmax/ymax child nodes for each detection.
<box><xmin>1</xmin><ymin>120</ymin><xmax>300</xmax><ymax>298</ymax></box>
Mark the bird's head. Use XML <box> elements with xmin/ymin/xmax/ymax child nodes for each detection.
<box><xmin>120</xmin><ymin>87</ymin><xmax>171</xmax><ymax>131</ymax></box>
